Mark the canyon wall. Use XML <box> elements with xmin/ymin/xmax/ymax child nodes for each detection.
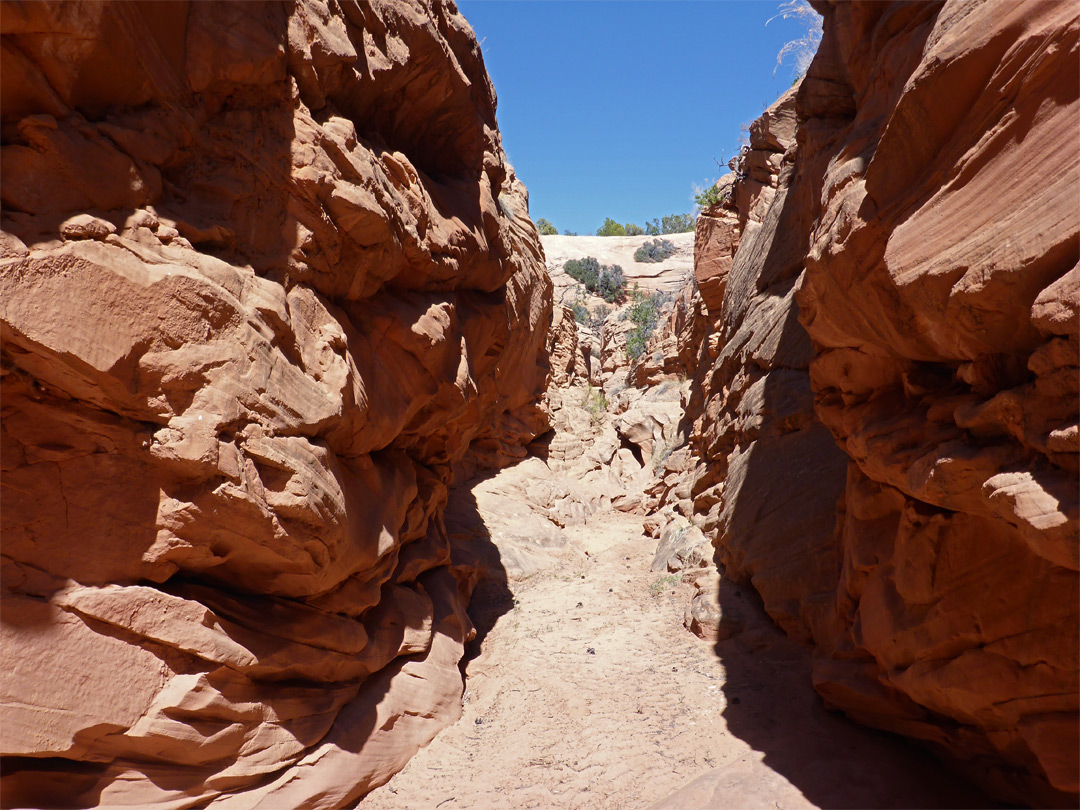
<box><xmin>688</xmin><ymin>85</ymin><xmax>851</xmax><ymax>647</ymax></box>
<box><xmin>0</xmin><ymin>2</ymin><xmax>552</xmax><ymax>807</ymax></box>
<box><xmin>688</xmin><ymin>1</ymin><xmax>1079</xmax><ymax>805</ymax></box>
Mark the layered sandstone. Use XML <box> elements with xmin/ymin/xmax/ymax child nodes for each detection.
<box><xmin>684</xmin><ymin>86</ymin><xmax>850</xmax><ymax>646</ymax></box>
<box><xmin>0</xmin><ymin>2</ymin><xmax>552</xmax><ymax>808</ymax></box>
<box><xmin>799</xmin><ymin>3</ymin><xmax>1079</xmax><ymax>804</ymax></box>
<box><xmin>685</xmin><ymin>2</ymin><xmax>1079</xmax><ymax>806</ymax></box>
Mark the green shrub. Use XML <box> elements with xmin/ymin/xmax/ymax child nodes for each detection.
<box><xmin>565</xmin><ymin>257</ymin><xmax>626</xmax><ymax>303</ymax></box>
<box><xmin>536</xmin><ymin>218</ymin><xmax>557</xmax><ymax>235</ymax></box>
<box><xmin>572</xmin><ymin>302</ymin><xmax>589</xmax><ymax>323</ymax></box>
<box><xmin>596</xmin><ymin>217</ymin><xmax>626</xmax><ymax>237</ymax></box>
<box><xmin>693</xmin><ymin>184</ymin><xmax>728</xmax><ymax>209</ymax></box>
<box><xmin>624</xmin><ymin>223</ymin><xmax>644</xmax><ymax>236</ymax></box>
<box><xmin>634</xmin><ymin>238</ymin><xmax>676</xmax><ymax>263</ymax></box>
<box><xmin>645</xmin><ymin>219</ymin><xmax>661</xmax><ymax>236</ymax></box>
<box><xmin>564</xmin><ymin>256</ymin><xmax>600</xmax><ymax>289</ymax></box>
<box><xmin>649</xmin><ymin>573</ymin><xmax>682</xmax><ymax>595</ymax></box>
<box><xmin>625</xmin><ymin>330</ymin><xmax>649</xmax><ymax>361</ymax></box>
<box><xmin>624</xmin><ymin>287</ymin><xmax>665</xmax><ymax>361</ymax></box>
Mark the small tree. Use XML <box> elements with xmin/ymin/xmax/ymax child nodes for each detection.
<box><xmin>596</xmin><ymin>217</ymin><xmax>627</xmax><ymax>237</ymax></box>
<box><xmin>645</xmin><ymin>219</ymin><xmax>661</xmax><ymax>236</ymax></box>
<box><xmin>693</xmin><ymin>183</ymin><xmax>726</xmax><ymax>209</ymax></box>
<box><xmin>624</xmin><ymin>223</ymin><xmax>644</xmax><ymax>236</ymax></box>
<box><xmin>536</xmin><ymin>218</ymin><xmax>557</xmax><ymax>235</ymax></box>
<box><xmin>661</xmin><ymin>213</ymin><xmax>695</xmax><ymax>234</ymax></box>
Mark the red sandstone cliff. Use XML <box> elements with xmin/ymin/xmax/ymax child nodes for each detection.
<box><xmin>686</xmin><ymin>1</ymin><xmax>1079</xmax><ymax>805</ymax></box>
<box><xmin>0</xmin><ymin>2</ymin><xmax>552</xmax><ymax>807</ymax></box>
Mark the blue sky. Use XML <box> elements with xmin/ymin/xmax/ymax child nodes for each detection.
<box><xmin>457</xmin><ymin>0</ymin><xmax>813</xmax><ymax>235</ymax></box>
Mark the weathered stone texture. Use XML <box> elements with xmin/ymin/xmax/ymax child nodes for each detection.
<box><xmin>686</xmin><ymin>1</ymin><xmax>1079</xmax><ymax>805</ymax></box>
<box><xmin>798</xmin><ymin>3</ymin><xmax>1079</xmax><ymax>805</ymax></box>
<box><xmin>0</xmin><ymin>2</ymin><xmax>552</xmax><ymax>807</ymax></box>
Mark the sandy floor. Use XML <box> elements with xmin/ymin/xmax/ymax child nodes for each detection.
<box><xmin>359</xmin><ymin>504</ymin><xmax>993</xmax><ymax>810</ymax></box>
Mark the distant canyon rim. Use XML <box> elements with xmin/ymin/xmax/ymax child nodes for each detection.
<box><xmin>0</xmin><ymin>1</ymin><xmax>1077</xmax><ymax>809</ymax></box>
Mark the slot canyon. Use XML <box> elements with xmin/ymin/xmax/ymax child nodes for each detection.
<box><xmin>1</xmin><ymin>1</ymin><xmax>1076</xmax><ymax>808</ymax></box>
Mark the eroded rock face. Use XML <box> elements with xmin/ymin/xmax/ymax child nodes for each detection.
<box><xmin>683</xmin><ymin>86</ymin><xmax>850</xmax><ymax>647</ymax></box>
<box><xmin>687</xmin><ymin>1</ymin><xmax>1079</xmax><ymax>805</ymax></box>
<box><xmin>798</xmin><ymin>3</ymin><xmax>1079</xmax><ymax>804</ymax></box>
<box><xmin>0</xmin><ymin>2</ymin><xmax>552</xmax><ymax>807</ymax></box>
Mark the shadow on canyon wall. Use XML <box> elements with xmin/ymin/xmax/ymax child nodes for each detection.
<box><xmin>443</xmin><ymin>471</ymin><xmax>514</xmax><ymax>674</ymax></box>
<box><xmin>702</xmin><ymin>79</ymin><xmax>999</xmax><ymax>805</ymax></box>
<box><xmin>711</xmin><ymin>557</ymin><xmax>1002</xmax><ymax>809</ymax></box>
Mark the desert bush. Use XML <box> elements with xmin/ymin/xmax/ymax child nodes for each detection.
<box><xmin>624</xmin><ymin>287</ymin><xmax>665</xmax><ymax>361</ymax></box>
<box><xmin>597</xmin><ymin>265</ymin><xmax>625</xmax><ymax>303</ymax></box>
<box><xmin>572</xmin><ymin>302</ymin><xmax>589</xmax><ymax>324</ymax></box>
<box><xmin>536</xmin><ymin>218</ymin><xmax>557</xmax><ymax>235</ymax></box>
<box><xmin>565</xmin><ymin>257</ymin><xmax>626</xmax><ymax>303</ymax></box>
<box><xmin>596</xmin><ymin>217</ymin><xmax>626</xmax><ymax>237</ymax></box>
<box><xmin>565</xmin><ymin>256</ymin><xmax>600</xmax><ymax>288</ymax></box>
<box><xmin>624</xmin><ymin>223</ymin><xmax>644</xmax><ymax>236</ymax></box>
<box><xmin>625</xmin><ymin>331</ymin><xmax>649</xmax><ymax>361</ymax></box>
<box><xmin>634</xmin><ymin>238</ymin><xmax>676</xmax><ymax>263</ymax></box>
<box><xmin>649</xmin><ymin>573</ymin><xmax>682</xmax><ymax>596</ymax></box>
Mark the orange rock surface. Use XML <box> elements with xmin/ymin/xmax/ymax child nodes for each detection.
<box><xmin>0</xmin><ymin>2</ymin><xmax>552</xmax><ymax>807</ymax></box>
<box><xmin>683</xmin><ymin>86</ymin><xmax>850</xmax><ymax>647</ymax></box>
<box><xmin>799</xmin><ymin>3</ymin><xmax>1079</xmax><ymax>805</ymax></box>
<box><xmin>686</xmin><ymin>1</ymin><xmax>1078</xmax><ymax>806</ymax></box>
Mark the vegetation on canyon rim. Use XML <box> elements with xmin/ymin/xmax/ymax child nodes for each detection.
<box><xmin>634</xmin><ymin>238</ymin><xmax>676</xmax><ymax>263</ymax></box>
<box><xmin>564</xmin><ymin>256</ymin><xmax>627</xmax><ymax>304</ymax></box>
<box><xmin>693</xmin><ymin>183</ymin><xmax>730</xmax><ymax>209</ymax></box>
<box><xmin>545</xmin><ymin>214</ymin><xmax>696</xmax><ymax>237</ymax></box>
<box><xmin>595</xmin><ymin>214</ymin><xmax>695</xmax><ymax>236</ymax></box>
